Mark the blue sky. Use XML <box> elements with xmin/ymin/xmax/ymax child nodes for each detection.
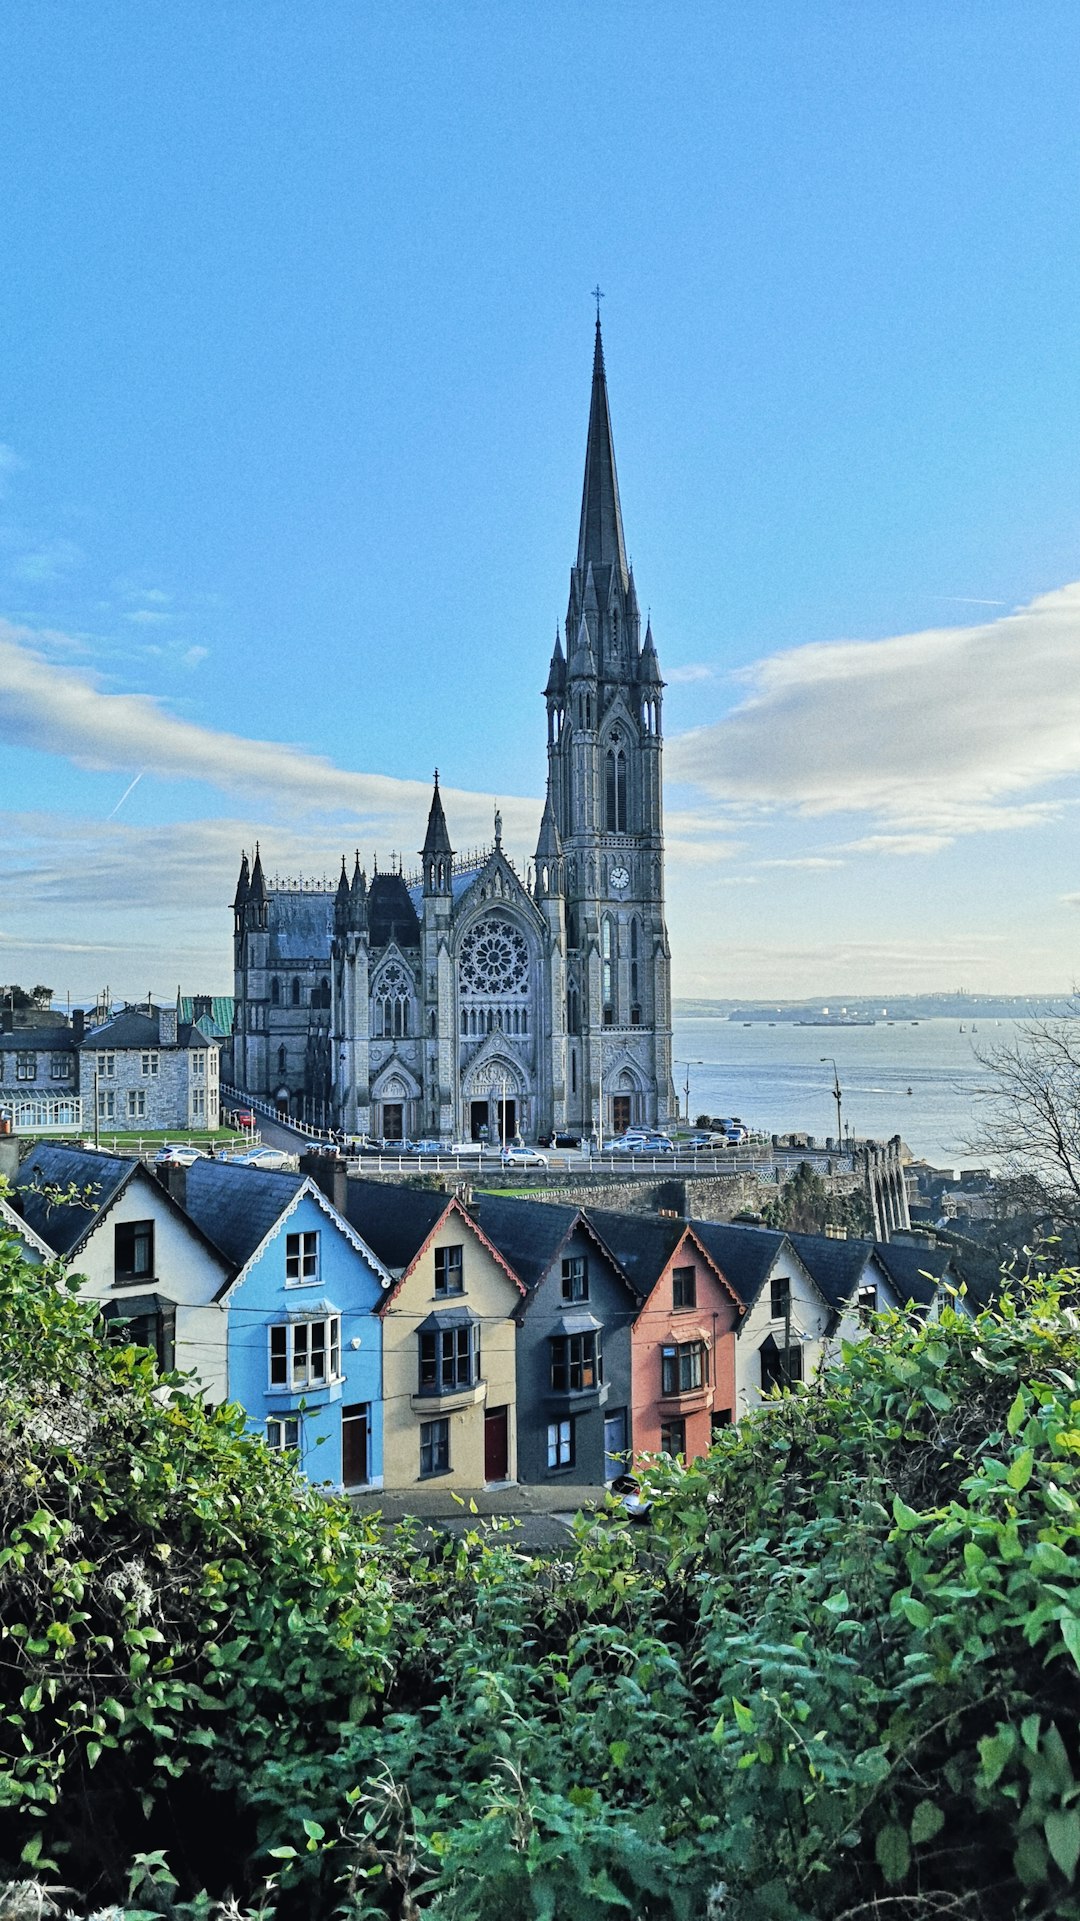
<box><xmin>3</xmin><ymin>3</ymin><xmax>1080</xmax><ymax>1000</ymax></box>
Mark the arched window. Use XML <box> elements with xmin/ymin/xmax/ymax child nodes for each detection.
<box><xmin>270</xmin><ymin>977</ymin><xmax>280</xmax><ymax>1006</ymax></box>
<box><xmin>602</xmin><ymin>917</ymin><xmax>615</xmax><ymax>1025</ymax></box>
<box><xmin>315</xmin><ymin>976</ymin><xmax>331</xmax><ymax>1010</ymax></box>
<box><xmin>372</xmin><ymin>961</ymin><xmax>410</xmax><ymax>1041</ymax></box>
<box><xmin>605</xmin><ymin>746</ymin><xmax>627</xmax><ymax>832</ymax></box>
<box><xmin>567</xmin><ymin>986</ymin><xmax>579</xmax><ymax>1035</ymax></box>
<box><xmin>291</xmin><ymin>977</ymin><xmax>301</xmax><ymax>1007</ymax></box>
<box><xmin>277</xmin><ymin>1045</ymin><xmax>287</xmax><ymax>1075</ymax></box>
<box><xmin>429</xmin><ymin>1010</ymin><xmax>437</xmax><ymax>1037</ymax></box>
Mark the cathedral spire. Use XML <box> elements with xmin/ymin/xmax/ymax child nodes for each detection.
<box><xmin>247</xmin><ymin>842</ymin><xmax>266</xmax><ymax>908</ymax></box>
<box><xmin>232</xmin><ymin>850</ymin><xmax>250</xmax><ymax>912</ymax></box>
<box><xmin>421</xmin><ymin>770</ymin><xmax>453</xmax><ymax>896</ymax></box>
<box><xmin>576</xmin><ymin>316</ymin><xmax>628</xmax><ymax>589</ymax></box>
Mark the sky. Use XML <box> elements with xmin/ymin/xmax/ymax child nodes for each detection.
<box><xmin>3</xmin><ymin>3</ymin><xmax>1080</xmax><ymax>1003</ymax></box>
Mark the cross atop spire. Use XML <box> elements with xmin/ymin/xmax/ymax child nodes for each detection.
<box><xmin>576</xmin><ymin>312</ymin><xmax>628</xmax><ymax>588</ymax></box>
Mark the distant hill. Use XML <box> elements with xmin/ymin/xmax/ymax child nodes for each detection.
<box><xmin>674</xmin><ymin>993</ymin><xmax>1076</xmax><ymax>1023</ymax></box>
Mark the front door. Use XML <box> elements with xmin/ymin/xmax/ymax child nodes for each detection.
<box><xmin>341</xmin><ymin>1404</ymin><xmax>369</xmax><ymax>1486</ymax></box>
<box><xmin>484</xmin><ymin>1405</ymin><xmax>509</xmax><ymax>1483</ymax></box>
<box><xmin>382</xmin><ymin>1103</ymin><xmax>403</xmax><ymax>1142</ymax></box>
<box><xmin>612</xmin><ymin>1095</ymin><xmax>632</xmax><ymax>1135</ymax></box>
<box><xmin>604</xmin><ymin>1409</ymin><xmax>628</xmax><ymax>1481</ymax></box>
<box><xmin>470</xmin><ymin>1099</ymin><xmax>489</xmax><ymax>1141</ymax></box>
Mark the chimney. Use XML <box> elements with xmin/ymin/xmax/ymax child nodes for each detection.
<box><xmin>300</xmin><ymin>1151</ymin><xmax>348</xmax><ymax>1216</ymax></box>
<box><xmin>72</xmin><ymin>1009</ymin><xmax>85</xmax><ymax>1043</ymax></box>
<box><xmin>159</xmin><ymin>1006</ymin><xmax>178</xmax><ymax>1046</ymax></box>
<box><xmin>155</xmin><ymin>1161</ymin><xmax>187</xmax><ymax>1211</ymax></box>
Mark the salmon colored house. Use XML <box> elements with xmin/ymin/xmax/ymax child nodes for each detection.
<box><xmin>587</xmin><ymin>1209</ymin><xmax>743</xmax><ymax>1460</ymax></box>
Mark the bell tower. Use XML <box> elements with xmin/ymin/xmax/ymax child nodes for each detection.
<box><xmin>544</xmin><ymin>318</ymin><xmax>674</xmax><ymax>1136</ymax></box>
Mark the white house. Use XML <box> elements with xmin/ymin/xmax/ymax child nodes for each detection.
<box><xmin>691</xmin><ymin>1220</ymin><xmax>836</xmax><ymax>1418</ymax></box>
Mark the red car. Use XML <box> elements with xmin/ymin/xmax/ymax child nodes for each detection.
<box><xmin>230</xmin><ymin>1108</ymin><xmax>256</xmax><ymax>1130</ymax></box>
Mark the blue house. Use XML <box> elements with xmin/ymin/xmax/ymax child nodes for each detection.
<box><xmin>177</xmin><ymin>1161</ymin><xmax>391</xmax><ymax>1490</ymax></box>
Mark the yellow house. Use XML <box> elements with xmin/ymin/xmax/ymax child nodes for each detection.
<box><xmin>344</xmin><ymin>1180</ymin><xmax>525</xmax><ymax>1489</ymax></box>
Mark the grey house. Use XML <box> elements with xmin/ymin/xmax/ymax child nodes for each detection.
<box><xmin>471</xmin><ymin>1194</ymin><xmax>640</xmax><ymax>1485</ymax></box>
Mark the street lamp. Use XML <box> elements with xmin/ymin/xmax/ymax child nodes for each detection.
<box><xmin>677</xmin><ymin>1059</ymin><xmax>704</xmax><ymax>1125</ymax></box>
<box><xmin>820</xmin><ymin>1057</ymin><xmax>842</xmax><ymax>1143</ymax></box>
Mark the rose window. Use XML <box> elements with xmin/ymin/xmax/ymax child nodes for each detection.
<box><xmin>459</xmin><ymin>918</ymin><xmax>529</xmax><ymax>996</ymax></box>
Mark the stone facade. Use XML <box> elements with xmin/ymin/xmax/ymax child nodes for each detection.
<box><xmin>81</xmin><ymin>1004</ymin><xmax>221</xmax><ymax>1133</ymax></box>
<box><xmin>232</xmin><ymin>323</ymin><xmax>676</xmax><ymax>1141</ymax></box>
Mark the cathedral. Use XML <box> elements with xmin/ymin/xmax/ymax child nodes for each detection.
<box><xmin>231</xmin><ymin>321</ymin><xmax>675</xmax><ymax>1142</ymax></box>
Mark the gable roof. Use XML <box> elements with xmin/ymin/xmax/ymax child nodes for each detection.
<box><xmin>343</xmin><ymin>1179</ymin><xmax>526</xmax><ymax>1303</ymax></box>
<box><xmin>686</xmin><ymin>1219</ymin><xmax>792</xmax><ymax>1312</ymax></box>
<box><xmin>470</xmin><ymin>1193</ymin><xmax>634</xmax><ymax>1299</ymax></box>
<box><xmin>872</xmin><ymin>1238</ymin><xmax>955</xmax><ymax>1309</ymax></box>
<box><xmin>787</xmin><ymin>1233</ymin><xmax>881</xmax><ymax>1313</ymax></box>
<box><xmin>0</xmin><ymin>1191</ymin><xmax>56</xmax><ymax>1260</ymax></box>
<box><xmin>584</xmin><ymin>1207</ymin><xmax>741</xmax><ymax>1311</ymax></box>
<box><xmin>82</xmin><ymin>1008</ymin><xmax>211</xmax><ymax>1052</ymax></box>
<box><xmin>178</xmin><ymin>1161</ymin><xmax>393</xmax><ymax>1299</ymax></box>
<box><xmin>14</xmin><ymin>1143</ymin><xmax>139</xmax><ymax>1256</ymax></box>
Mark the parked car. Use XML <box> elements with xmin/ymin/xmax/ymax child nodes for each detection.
<box><xmin>413</xmin><ymin>1139</ymin><xmax>445</xmax><ymax>1157</ymax></box>
<box><xmin>219</xmin><ymin>1146</ymin><xmax>294</xmax><ymax>1171</ymax></box>
<box><xmin>154</xmin><ymin>1143</ymin><xmax>207</xmax><ymax>1168</ymax></box>
<box><xmin>501</xmin><ymin>1146</ymin><xmax>549</xmax><ymax>1169</ymax></box>
<box><xmin>607</xmin><ymin>1472</ymin><xmax>653</xmax><ymax>1524</ymax></box>
<box><xmin>449</xmin><ymin>1140</ymin><xmax>487</xmax><ymax>1158</ymax></box>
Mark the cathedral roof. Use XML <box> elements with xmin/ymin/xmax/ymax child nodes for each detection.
<box><xmin>576</xmin><ymin>318</ymin><xmax>629</xmax><ymax>592</ymax></box>
<box><xmin>265</xmin><ymin>892</ymin><xmax>334</xmax><ymax>962</ymax></box>
<box><xmin>367</xmin><ymin>871</ymin><xmax>421</xmax><ymax>949</ymax></box>
<box><xmin>421</xmin><ymin>774</ymin><xmax>453</xmax><ymax>861</ymax></box>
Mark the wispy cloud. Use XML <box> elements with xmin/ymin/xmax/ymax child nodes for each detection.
<box><xmin>124</xmin><ymin>608</ymin><xmax>173</xmax><ymax>625</ymax></box>
<box><xmin>12</xmin><ymin>538</ymin><xmax>84</xmax><ymax>584</ymax></box>
<box><xmin>0</xmin><ymin>618</ymin><xmax>542</xmax><ymax>852</ymax></box>
<box><xmin>669</xmin><ymin>581</ymin><xmax>1080</xmax><ymax>844</ymax></box>
<box><xmin>666</xmin><ymin>663</ymin><xmax>714</xmax><ymax>684</ymax></box>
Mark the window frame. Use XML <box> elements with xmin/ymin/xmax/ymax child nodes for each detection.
<box><xmin>419</xmin><ymin>1416</ymin><xmax>450</xmax><ymax>1478</ymax></box>
<box><xmin>266</xmin><ymin>1415</ymin><xmax>300</xmax><ymax>1453</ymax></box>
<box><xmin>268</xmin><ymin>1314</ymin><xmax>342</xmax><ymax>1391</ymax></box>
<box><xmin>672</xmin><ymin>1264</ymin><xmax>696</xmax><ymax>1310</ymax></box>
<box><xmin>547</xmin><ymin>1417</ymin><xmax>575</xmax><ymax>1471</ymax></box>
<box><xmin>560</xmin><ymin>1254</ymin><xmax>589</xmax><ymax>1303</ymax></box>
<box><xmin>418</xmin><ymin>1323</ymin><xmax>481</xmax><ymax>1395</ymax></box>
<box><xmin>770</xmin><ymin>1273</ymin><xmax>791</xmax><ymax>1321</ymax></box>
<box><xmin>660</xmin><ymin>1418</ymin><xmax>686</xmax><ymax>1459</ymax></box>
<box><xmin>661</xmin><ymin>1339</ymin><xmax>709</xmax><ymax>1397</ymax></box>
<box><xmin>550</xmin><ymin>1330</ymin><xmax>601</xmax><ymax>1393</ymax></box>
<box><xmin>114</xmin><ymin>1218</ymin><xmax>155</xmax><ymax>1283</ymax></box>
<box><xmin>16</xmin><ymin>1052</ymin><xmax>36</xmax><ymax>1082</ymax></box>
<box><xmin>434</xmin><ymin>1244</ymin><xmax>464</xmax><ymax>1296</ymax></box>
<box><xmin>140</xmin><ymin>1050</ymin><xmax>160</xmax><ymax>1078</ymax></box>
<box><xmin>127</xmin><ymin>1088</ymin><xmax>146</xmax><ymax>1120</ymax></box>
<box><xmin>285</xmin><ymin>1229</ymin><xmax>320</xmax><ymax>1286</ymax></box>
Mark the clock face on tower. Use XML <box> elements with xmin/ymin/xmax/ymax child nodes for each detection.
<box><xmin>610</xmin><ymin>865</ymin><xmax>630</xmax><ymax>893</ymax></box>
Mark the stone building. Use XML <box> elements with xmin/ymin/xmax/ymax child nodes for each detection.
<box><xmin>232</xmin><ymin>321</ymin><xmax>675</xmax><ymax>1141</ymax></box>
<box><xmin>81</xmin><ymin>1003</ymin><xmax>221</xmax><ymax>1133</ymax></box>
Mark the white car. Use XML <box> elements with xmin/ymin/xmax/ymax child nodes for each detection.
<box><xmin>154</xmin><ymin>1143</ymin><xmax>207</xmax><ymax>1168</ymax></box>
<box><xmin>500</xmin><ymin>1146</ymin><xmax>549</xmax><ymax>1169</ymax></box>
<box><xmin>219</xmin><ymin>1146</ymin><xmax>294</xmax><ymax>1171</ymax></box>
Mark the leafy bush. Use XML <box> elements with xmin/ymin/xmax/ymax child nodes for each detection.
<box><xmin>2</xmin><ymin>1222</ymin><xmax>1080</xmax><ymax>1918</ymax></box>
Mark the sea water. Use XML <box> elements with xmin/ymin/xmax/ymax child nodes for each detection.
<box><xmin>670</xmin><ymin>1011</ymin><xmax>1033</xmax><ymax>1169</ymax></box>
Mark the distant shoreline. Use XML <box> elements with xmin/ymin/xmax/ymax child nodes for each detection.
<box><xmin>674</xmin><ymin>996</ymin><xmax>1075</xmax><ymax>1024</ymax></box>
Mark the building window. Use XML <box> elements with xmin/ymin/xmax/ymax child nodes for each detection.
<box><xmin>98</xmin><ymin>1090</ymin><xmax>115</xmax><ymax>1121</ymax></box>
<box><xmin>285</xmin><ymin>1231</ymin><xmax>319</xmax><ymax>1284</ymax></box>
<box><xmin>96</xmin><ymin>1052</ymin><xmax>115</xmax><ymax>1078</ymax></box>
<box><xmin>266</xmin><ymin>1416</ymin><xmax>299</xmax><ymax>1453</ymax></box>
<box><xmin>761</xmin><ymin>1341</ymin><xmax>804</xmax><ymax>1392</ymax></box>
<box><xmin>268</xmin><ymin>1315</ymin><xmax>341</xmax><ymax>1391</ymax></box>
<box><xmin>550</xmin><ymin>1331</ymin><xmax>601</xmax><ymax>1392</ymax></box>
<box><xmin>114</xmin><ymin>1219</ymin><xmax>154</xmax><ymax>1282</ymax></box>
<box><xmin>418</xmin><ymin>1324</ymin><xmax>481</xmax><ymax>1394</ymax></box>
<box><xmin>16</xmin><ymin>1053</ymin><xmax>36</xmax><ymax>1081</ymax></box>
<box><xmin>106</xmin><ymin>1302</ymin><xmax>174</xmax><ymax>1371</ymax></box>
<box><xmin>547</xmin><ymin>1418</ymin><xmax>575</xmax><ymax>1470</ymax></box>
<box><xmin>277</xmin><ymin>1045</ymin><xmax>287</xmax><ymax>1075</ymax></box>
<box><xmin>661</xmin><ymin>1340</ymin><xmax>709</xmax><ymax>1396</ymax></box>
<box><xmin>605</xmin><ymin>746</ymin><xmax>627</xmax><ymax>832</ymax></box>
<box><xmin>140</xmin><ymin>1051</ymin><xmax>159</xmax><ymax>1077</ymax></box>
<box><xmin>660</xmin><ymin>1419</ymin><xmax>686</xmax><ymax>1458</ymax></box>
<box><xmin>420</xmin><ymin>1417</ymin><xmax>450</xmax><ymax>1477</ymax></box>
<box><xmin>434</xmin><ymin>1245</ymin><xmax>464</xmax><ymax>1295</ymax></box>
<box><xmin>192</xmin><ymin>1089</ymin><xmax>205</xmax><ymax>1118</ymax></box>
<box><xmin>291</xmin><ymin>977</ymin><xmax>301</xmax><ymax>1007</ymax></box>
<box><xmin>127</xmin><ymin>1089</ymin><xmax>146</xmax><ymax>1120</ymax></box>
<box><xmin>601</xmin><ymin>917</ymin><xmax>615</xmax><ymax>1023</ymax></box>
<box><xmin>192</xmin><ymin>1052</ymin><xmax>205</xmax><ymax>1079</ymax></box>
<box><xmin>561</xmin><ymin>1255</ymin><xmax>589</xmax><ymax>1303</ymax></box>
<box><xmin>857</xmin><ymin>1284</ymin><xmax>878</xmax><ymax>1319</ymax></box>
<box><xmin>49</xmin><ymin>1054</ymin><xmax>72</xmax><ymax>1081</ymax></box>
<box><xmin>770</xmin><ymin>1274</ymin><xmax>791</xmax><ymax>1321</ymax></box>
<box><xmin>271</xmin><ymin>977</ymin><xmax>281</xmax><ymax>1006</ymax></box>
<box><xmin>672</xmin><ymin>1265</ymin><xmax>696</xmax><ymax>1309</ymax></box>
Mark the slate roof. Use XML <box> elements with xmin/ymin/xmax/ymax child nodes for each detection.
<box><xmin>0</xmin><ymin>1026</ymin><xmax>77</xmax><ymax>1054</ymax></box>
<box><xmin>872</xmin><ymin>1239</ymin><xmax>954</xmax><ymax>1309</ymax></box>
<box><xmin>14</xmin><ymin>1144</ymin><xmax>138</xmax><ymax>1255</ymax></box>
<box><xmin>584</xmin><ymin>1207</ymin><xmax>691</xmax><ymax>1301</ymax></box>
<box><xmin>181</xmin><ymin>1160</ymin><xmax>306</xmax><ymax>1271</ymax></box>
<box><xmin>343</xmin><ymin>1178</ymin><xmax>454</xmax><ymax>1272</ymax></box>
<box><xmin>471</xmin><ymin>1195</ymin><xmax>600</xmax><ymax>1296</ymax></box>
<box><xmin>787</xmin><ymin>1233</ymin><xmax>878</xmax><ymax>1313</ymax></box>
<box><xmin>266</xmin><ymin>892</ymin><xmax>334</xmax><ymax>964</ymax></box>
<box><xmin>367</xmin><ymin>873</ymin><xmax>421</xmax><ymax>950</ymax></box>
<box><xmin>82</xmin><ymin>1010</ymin><xmax>208</xmax><ymax>1052</ymax></box>
<box><xmin>0</xmin><ymin>1191</ymin><xmax>56</xmax><ymax>1260</ymax></box>
<box><xmin>687</xmin><ymin>1220</ymin><xmax>789</xmax><ymax>1311</ymax></box>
